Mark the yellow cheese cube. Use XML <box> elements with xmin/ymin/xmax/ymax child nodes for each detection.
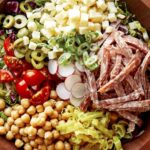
<box><xmin>79</xmin><ymin>27</ymin><xmax>89</xmax><ymax>34</ymax></box>
<box><xmin>83</xmin><ymin>0</ymin><xmax>96</xmax><ymax>7</ymax></box>
<box><xmin>94</xmin><ymin>23</ymin><xmax>101</xmax><ymax>31</ymax></box>
<box><xmin>80</xmin><ymin>13</ymin><xmax>89</xmax><ymax>27</ymax></box>
<box><xmin>108</xmin><ymin>13</ymin><xmax>117</xmax><ymax>22</ymax></box>
<box><xmin>89</xmin><ymin>12</ymin><xmax>103</xmax><ymax>23</ymax></box>
<box><xmin>96</xmin><ymin>0</ymin><xmax>107</xmax><ymax>11</ymax></box>
<box><xmin>105</xmin><ymin>26</ymin><xmax>113</xmax><ymax>33</ymax></box>
<box><xmin>69</xmin><ymin>9</ymin><xmax>80</xmax><ymax>23</ymax></box>
<box><xmin>80</xmin><ymin>6</ymin><xmax>88</xmax><ymax>13</ymax></box>
<box><xmin>56</xmin><ymin>5</ymin><xmax>63</xmax><ymax>13</ymax></box>
<box><xmin>102</xmin><ymin>20</ymin><xmax>109</xmax><ymax>30</ymax></box>
<box><xmin>88</xmin><ymin>22</ymin><xmax>95</xmax><ymax>31</ymax></box>
<box><xmin>107</xmin><ymin>2</ymin><xmax>117</xmax><ymax>13</ymax></box>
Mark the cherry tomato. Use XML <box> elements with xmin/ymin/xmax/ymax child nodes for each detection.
<box><xmin>4</xmin><ymin>37</ymin><xmax>14</xmax><ymax>56</ymax></box>
<box><xmin>30</xmin><ymin>85</ymin><xmax>50</xmax><ymax>105</ymax></box>
<box><xmin>0</xmin><ymin>69</ymin><xmax>14</xmax><ymax>83</ymax></box>
<box><xmin>15</xmin><ymin>79</ymin><xmax>33</xmax><ymax>98</ymax></box>
<box><xmin>40</xmin><ymin>67</ymin><xmax>51</xmax><ymax>80</ymax></box>
<box><xmin>23</xmin><ymin>70</ymin><xmax>46</xmax><ymax>86</ymax></box>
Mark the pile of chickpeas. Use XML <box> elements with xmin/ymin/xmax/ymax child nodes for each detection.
<box><xmin>0</xmin><ymin>90</ymin><xmax>72</xmax><ymax>150</ymax></box>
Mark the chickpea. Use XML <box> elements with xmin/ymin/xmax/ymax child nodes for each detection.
<box><xmin>36</xmin><ymin>105</ymin><xmax>44</xmax><ymax>113</ymax></box>
<box><xmin>61</xmin><ymin>113</ymin><xmax>70</xmax><ymax>120</ymax></box>
<box><xmin>51</xmin><ymin>119</ymin><xmax>58</xmax><ymax>128</ymax></box>
<box><xmin>44</xmin><ymin>106</ymin><xmax>54</xmax><ymax>116</ymax></box>
<box><xmin>30</xmin><ymin>117</ymin><xmax>37</xmax><ymax>127</ymax></box>
<box><xmin>28</xmin><ymin>135</ymin><xmax>36</xmax><ymax>140</ymax></box>
<box><xmin>27</xmin><ymin>106</ymin><xmax>36</xmax><ymax>115</ymax></box>
<box><xmin>4</xmin><ymin>107</ymin><xmax>12</xmax><ymax>117</ymax></box>
<box><xmin>55</xmin><ymin>101</ymin><xmax>65</xmax><ymax>112</ymax></box>
<box><xmin>66</xmin><ymin>105</ymin><xmax>74</xmax><ymax>112</ymax></box>
<box><xmin>17</xmin><ymin>105</ymin><xmax>25</xmax><ymax>115</ymax></box>
<box><xmin>35</xmin><ymin>137</ymin><xmax>44</xmax><ymax>145</ymax></box>
<box><xmin>14</xmin><ymin>118</ymin><xmax>24</xmax><ymax>128</ymax></box>
<box><xmin>0</xmin><ymin>126</ymin><xmax>6</xmax><ymax>135</ymax></box>
<box><xmin>27</xmin><ymin>126</ymin><xmax>37</xmax><ymax>136</ymax></box>
<box><xmin>12</xmin><ymin>104</ymin><xmax>20</xmax><ymax>110</ymax></box>
<box><xmin>55</xmin><ymin>141</ymin><xmax>65</xmax><ymax>150</ymax></box>
<box><xmin>37</xmin><ymin>129</ymin><xmax>45</xmax><ymax>138</ymax></box>
<box><xmin>4</xmin><ymin>123</ymin><xmax>10</xmax><ymax>132</ymax></box>
<box><xmin>15</xmin><ymin>139</ymin><xmax>24</xmax><ymax>148</ymax></box>
<box><xmin>24</xmin><ymin>143</ymin><xmax>32</xmax><ymax>150</ymax></box>
<box><xmin>44</xmin><ymin>100</ymin><xmax>55</xmax><ymax>108</ymax></box>
<box><xmin>36</xmin><ymin>117</ymin><xmax>46</xmax><ymax>127</ymax></box>
<box><xmin>21</xmin><ymin>99</ymin><xmax>30</xmax><ymax>109</ymax></box>
<box><xmin>44</xmin><ymin>139</ymin><xmax>52</xmax><ymax>145</ymax></box>
<box><xmin>38</xmin><ymin>145</ymin><xmax>47</xmax><ymax>150</ymax></box>
<box><xmin>30</xmin><ymin>140</ymin><xmax>38</xmax><ymax>148</ymax></box>
<box><xmin>0</xmin><ymin>98</ymin><xmax>6</xmax><ymax>110</ymax></box>
<box><xmin>19</xmin><ymin>128</ymin><xmax>26</xmax><ymax>136</ymax></box>
<box><xmin>39</xmin><ymin>112</ymin><xmax>47</xmax><ymax>119</ymax></box>
<box><xmin>43</xmin><ymin>121</ymin><xmax>52</xmax><ymax>131</ymax></box>
<box><xmin>52</xmin><ymin>130</ymin><xmax>60</xmax><ymax>139</ymax></box>
<box><xmin>23</xmin><ymin>127</ymin><xmax>29</xmax><ymax>135</ymax></box>
<box><xmin>64</xmin><ymin>142</ymin><xmax>71</xmax><ymax>150</ymax></box>
<box><xmin>0</xmin><ymin>118</ymin><xmax>4</xmax><ymax>126</ymax></box>
<box><xmin>47</xmin><ymin>144</ymin><xmax>55</xmax><ymax>150</ymax></box>
<box><xmin>11</xmin><ymin>110</ymin><xmax>19</xmax><ymax>119</ymax></box>
<box><xmin>44</xmin><ymin>131</ymin><xmax>53</xmax><ymax>140</ymax></box>
<box><xmin>21</xmin><ymin>113</ymin><xmax>30</xmax><ymax>124</ymax></box>
<box><xmin>11</xmin><ymin>125</ymin><xmax>19</xmax><ymax>135</ymax></box>
<box><xmin>22</xmin><ymin>136</ymin><xmax>29</xmax><ymax>143</ymax></box>
<box><xmin>7</xmin><ymin>117</ymin><xmax>14</xmax><ymax>126</ymax></box>
<box><xmin>51</xmin><ymin>110</ymin><xmax>59</xmax><ymax>119</ymax></box>
<box><xmin>50</xmin><ymin>90</ymin><xmax>58</xmax><ymax>99</ymax></box>
<box><xmin>6</xmin><ymin>131</ymin><xmax>14</xmax><ymax>140</ymax></box>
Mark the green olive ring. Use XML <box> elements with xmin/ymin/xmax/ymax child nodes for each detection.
<box><xmin>25</xmin><ymin>51</ymin><xmax>32</xmax><ymax>63</ymax></box>
<box><xmin>31</xmin><ymin>50</ymin><xmax>46</xmax><ymax>62</ymax></box>
<box><xmin>31</xmin><ymin>58</ymin><xmax>44</xmax><ymax>69</ymax></box>
<box><xmin>14</xmin><ymin>38</ymin><xmax>23</xmax><ymax>48</ymax></box>
<box><xmin>3</xmin><ymin>15</ymin><xmax>15</xmax><ymax>29</ymax></box>
<box><xmin>0</xmin><ymin>14</ymin><xmax>5</xmax><ymax>24</ymax></box>
<box><xmin>20</xmin><ymin>1</ymin><xmax>32</xmax><ymax>13</ymax></box>
<box><xmin>14</xmin><ymin>49</ymin><xmax>25</xmax><ymax>59</ymax></box>
<box><xmin>17</xmin><ymin>28</ymin><xmax>29</xmax><ymax>38</ymax></box>
<box><xmin>14</xmin><ymin>15</ymin><xmax>27</xmax><ymax>29</ymax></box>
<box><xmin>16</xmin><ymin>46</ymin><xmax>28</xmax><ymax>54</ymax></box>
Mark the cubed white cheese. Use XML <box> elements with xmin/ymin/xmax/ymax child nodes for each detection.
<box><xmin>62</xmin><ymin>2</ymin><xmax>72</xmax><ymax>11</ymax></box>
<box><xmin>40</xmin><ymin>29</ymin><xmax>51</xmax><ymax>39</ymax></box>
<box><xmin>95</xmin><ymin>31</ymin><xmax>103</xmax><ymax>40</ymax></box>
<box><xmin>23</xmin><ymin>36</ymin><xmax>29</xmax><ymax>46</ymax></box>
<box><xmin>94</xmin><ymin>23</ymin><xmax>101</xmax><ymax>31</ymax></box>
<box><xmin>89</xmin><ymin>12</ymin><xmax>103</xmax><ymax>23</ymax></box>
<box><xmin>107</xmin><ymin>2</ymin><xmax>117</xmax><ymax>13</ymax></box>
<box><xmin>102</xmin><ymin>20</ymin><xmax>109</xmax><ymax>30</ymax></box>
<box><xmin>44</xmin><ymin>2</ymin><xmax>55</xmax><ymax>11</ymax></box>
<box><xmin>79</xmin><ymin>27</ymin><xmax>89</xmax><ymax>34</ymax></box>
<box><xmin>117</xmin><ymin>14</ymin><xmax>126</xmax><ymax>19</ymax></box>
<box><xmin>26</xmin><ymin>12</ymin><xmax>33</xmax><ymax>19</ymax></box>
<box><xmin>44</xmin><ymin>20</ymin><xmax>56</xmax><ymax>31</ymax></box>
<box><xmin>83</xmin><ymin>0</ymin><xmax>96</xmax><ymax>7</ymax></box>
<box><xmin>96</xmin><ymin>0</ymin><xmax>107</xmax><ymax>11</ymax></box>
<box><xmin>143</xmin><ymin>31</ymin><xmax>149</xmax><ymax>41</ymax></box>
<box><xmin>32</xmin><ymin>31</ymin><xmax>40</xmax><ymax>40</ymax></box>
<box><xmin>40</xmin><ymin>13</ymin><xmax>50</xmax><ymax>24</ymax></box>
<box><xmin>108</xmin><ymin>13</ymin><xmax>117</xmax><ymax>22</ymax></box>
<box><xmin>80</xmin><ymin>6</ymin><xmax>88</xmax><ymax>13</ymax></box>
<box><xmin>105</xmin><ymin>26</ymin><xmax>113</xmax><ymax>33</ymax></box>
<box><xmin>56</xmin><ymin>5</ymin><xmax>63</xmax><ymax>13</ymax></box>
<box><xmin>33</xmin><ymin>12</ymin><xmax>41</xmax><ymax>19</ymax></box>
<box><xmin>53</xmin><ymin>46</ymin><xmax>63</xmax><ymax>53</ymax></box>
<box><xmin>69</xmin><ymin>8</ymin><xmax>80</xmax><ymax>23</ymax></box>
<box><xmin>55</xmin><ymin>11</ymin><xmax>68</xmax><ymax>24</ymax></box>
<box><xmin>62</xmin><ymin>26</ymin><xmax>75</xmax><ymax>34</ymax></box>
<box><xmin>88</xmin><ymin>22</ymin><xmax>95</xmax><ymax>31</ymax></box>
<box><xmin>48</xmin><ymin>51</ymin><xmax>57</xmax><ymax>59</ymax></box>
<box><xmin>29</xmin><ymin>42</ymin><xmax>37</xmax><ymax>50</ymax></box>
<box><xmin>80</xmin><ymin>13</ymin><xmax>89</xmax><ymax>27</ymax></box>
<box><xmin>129</xmin><ymin>21</ymin><xmax>138</xmax><ymax>30</ymax></box>
<box><xmin>27</xmin><ymin>21</ymin><xmax>37</xmax><ymax>31</ymax></box>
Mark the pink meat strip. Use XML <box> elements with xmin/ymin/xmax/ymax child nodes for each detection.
<box><xmin>94</xmin><ymin>89</ymin><xmax>143</xmax><ymax>108</ymax></box>
<box><xmin>118</xmin><ymin>111</ymin><xmax>143</xmax><ymax>127</ymax></box>
<box><xmin>114</xmin><ymin>83</ymin><xmax>126</xmax><ymax>97</ymax></box>
<box><xmin>123</xmin><ymin>35</ymin><xmax>149</xmax><ymax>54</ymax></box>
<box><xmin>123</xmin><ymin>81</ymin><xmax>133</xmax><ymax>95</ymax></box>
<box><xmin>99</xmin><ymin>52</ymin><xmax>142</xmax><ymax>93</ymax></box>
<box><xmin>127</xmin><ymin>121</ymin><xmax>136</xmax><ymax>133</ymax></box>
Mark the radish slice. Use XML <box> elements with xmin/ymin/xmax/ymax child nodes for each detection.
<box><xmin>48</xmin><ymin>60</ymin><xmax>58</xmax><ymax>75</ymax></box>
<box><xmin>71</xmin><ymin>83</ymin><xmax>86</xmax><ymax>99</ymax></box>
<box><xmin>70</xmin><ymin>95</ymin><xmax>84</xmax><ymax>107</ymax></box>
<box><xmin>58</xmin><ymin>63</ymin><xmax>75</xmax><ymax>77</ymax></box>
<box><xmin>75</xmin><ymin>62</ymin><xmax>84</xmax><ymax>72</ymax></box>
<box><xmin>56</xmin><ymin>83</ymin><xmax>70</xmax><ymax>100</ymax></box>
<box><xmin>65</xmin><ymin>75</ymin><xmax>82</xmax><ymax>91</ymax></box>
<box><xmin>56</xmin><ymin>73</ymin><xmax>65</xmax><ymax>80</ymax></box>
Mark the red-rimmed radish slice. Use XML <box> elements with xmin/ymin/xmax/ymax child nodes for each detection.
<box><xmin>56</xmin><ymin>82</ymin><xmax>70</xmax><ymax>100</ymax></box>
<box><xmin>75</xmin><ymin>62</ymin><xmax>84</xmax><ymax>72</ymax></box>
<box><xmin>48</xmin><ymin>60</ymin><xmax>58</xmax><ymax>75</ymax></box>
<box><xmin>58</xmin><ymin>63</ymin><xmax>75</xmax><ymax>77</ymax></box>
<box><xmin>56</xmin><ymin>72</ymin><xmax>65</xmax><ymax>80</ymax></box>
<box><xmin>71</xmin><ymin>83</ymin><xmax>86</xmax><ymax>99</ymax></box>
<box><xmin>65</xmin><ymin>74</ymin><xmax>82</xmax><ymax>91</ymax></box>
<box><xmin>70</xmin><ymin>94</ymin><xmax>84</xmax><ymax>107</ymax></box>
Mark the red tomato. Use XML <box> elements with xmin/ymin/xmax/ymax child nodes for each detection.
<box><xmin>0</xmin><ymin>69</ymin><xmax>14</xmax><ymax>83</ymax></box>
<box><xmin>15</xmin><ymin>79</ymin><xmax>33</xmax><ymax>98</ymax></box>
<box><xmin>4</xmin><ymin>56</ymin><xmax>23</xmax><ymax>71</ymax></box>
<box><xmin>4</xmin><ymin>37</ymin><xmax>14</xmax><ymax>56</ymax></box>
<box><xmin>30</xmin><ymin>85</ymin><xmax>50</xmax><ymax>105</ymax></box>
<box><xmin>40</xmin><ymin>67</ymin><xmax>51</xmax><ymax>80</ymax></box>
<box><xmin>23</xmin><ymin>70</ymin><xmax>46</xmax><ymax>86</ymax></box>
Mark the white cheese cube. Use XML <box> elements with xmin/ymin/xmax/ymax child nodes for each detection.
<box><xmin>63</xmin><ymin>26</ymin><xmax>75</xmax><ymax>34</ymax></box>
<box><xmin>105</xmin><ymin>26</ymin><xmax>113</xmax><ymax>33</ymax></box>
<box><xmin>32</xmin><ymin>31</ymin><xmax>40</xmax><ymax>40</ymax></box>
<box><xmin>40</xmin><ymin>13</ymin><xmax>50</xmax><ymax>24</ymax></box>
<box><xmin>53</xmin><ymin>46</ymin><xmax>63</xmax><ymax>53</ymax></box>
<box><xmin>23</xmin><ymin>36</ymin><xmax>29</xmax><ymax>46</ymax></box>
<box><xmin>69</xmin><ymin>9</ymin><xmax>80</xmax><ymax>23</ymax></box>
<box><xmin>94</xmin><ymin>23</ymin><xmax>101</xmax><ymax>31</ymax></box>
<box><xmin>55</xmin><ymin>11</ymin><xmax>68</xmax><ymax>24</ymax></box>
<box><xmin>83</xmin><ymin>0</ymin><xmax>96</xmax><ymax>7</ymax></box>
<box><xmin>117</xmin><ymin>14</ymin><xmax>126</xmax><ymax>19</ymax></box>
<box><xmin>108</xmin><ymin>13</ymin><xmax>117</xmax><ymax>22</ymax></box>
<box><xmin>96</xmin><ymin>0</ymin><xmax>107</xmax><ymax>11</ymax></box>
<box><xmin>62</xmin><ymin>2</ymin><xmax>72</xmax><ymax>10</ymax></box>
<box><xmin>89</xmin><ymin>12</ymin><xmax>103</xmax><ymax>23</ymax></box>
<box><xmin>107</xmin><ymin>2</ymin><xmax>117</xmax><ymax>13</ymax></box>
<box><xmin>143</xmin><ymin>31</ymin><xmax>149</xmax><ymax>41</ymax></box>
<box><xmin>80</xmin><ymin>13</ymin><xmax>89</xmax><ymax>27</ymax></box>
<box><xmin>129</xmin><ymin>21</ymin><xmax>138</xmax><ymax>30</ymax></box>
<box><xmin>79</xmin><ymin>27</ymin><xmax>89</xmax><ymax>34</ymax></box>
<box><xmin>26</xmin><ymin>12</ymin><xmax>33</xmax><ymax>19</ymax></box>
<box><xmin>80</xmin><ymin>6</ymin><xmax>88</xmax><ymax>13</ymax></box>
<box><xmin>33</xmin><ymin>12</ymin><xmax>41</xmax><ymax>19</ymax></box>
<box><xmin>56</xmin><ymin>5</ymin><xmax>63</xmax><ymax>13</ymax></box>
<box><xmin>29</xmin><ymin>42</ymin><xmax>37</xmax><ymax>50</ymax></box>
<box><xmin>102</xmin><ymin>20</ymin><xmax>109</xmax><ymax>30</ymax></box>
<box><xmin>27</xmin><ymin>21</ymin><xmax>37</xmax><ymax>31</ymax></box>
<box><xmin>44</xmin><ymin>20</ymin><xmax>56</xmax><ymax>31</ymax></box>
<box><xmin>88</xmin><ymin>22</ymin><xmax>95</xmax><ymax>31</ymax></box>
<box><xmin>95</xmin><ymin>31</ymin><xmax>103</xmax><ymax>40</ymax></box>
<box><xmin>48</xmin><ymin>51</ymin><xmax>57</xmax><ymax>59</ymax></box>
<box><xmin>40</xmin><ymin>29</ymin><xmax>51</xmax><ymax>39</ymax></box>
<box><xmin>44</xmin><ymin>2</ymin><xmax>55</xmax><ymax>11</ymax></box>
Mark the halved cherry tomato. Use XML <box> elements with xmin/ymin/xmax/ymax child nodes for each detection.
<box><xmin>30</xmin><ymin>85</ymin><xmax>50</xmax><ymax>105</ymax></box>
<box><xmin>40</xmin><ymin>67</ymin><xmax>51</xmax><ymax>80</ymax></box>
<box><xmin>15</xmin><ymin>79</ymin><xmax>33</xmax><ymax>98</ymax></box>
<box><xmin>4</xmin><ymin>37</ymin><xmax>14</xmax><ymax>56</ymax></box>
<box><xmin>0</xmin><ymin>69</ymin><xmax>14</xmax><ymax>83</ymax></box>
<box><xmin>23</xmin><ymin>70</ymin><xmax>46</xmax><ymax>86</ymax></box>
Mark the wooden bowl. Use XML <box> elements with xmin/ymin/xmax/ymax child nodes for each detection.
<box><xmin>0</xmin><ymin>0</ymin><xmax>150</xmax><ymax>149</ymax></box>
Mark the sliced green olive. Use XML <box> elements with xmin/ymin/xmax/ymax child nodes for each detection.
<box><xmin>0</xmin><ymin>14</ymin><xmax>5</xmax><ymax>24</ymax></box>
<box><xmin>31</xmin><ymin>50</ymin><xmax>46</xmax><ymax>62</ymax></box>
<box><xmin>14</xmin><ymin>49</ymin><xmax>25</xmax><ymax>59</ymax></box>
<box><xmin>3</xmin><ymin>15</ymin><xmax>15</xmax><ymax>29</ymax></box>
<box><xmin>14</xmin><ymin>38</ymin><xmax>23</xmax><ymax>48</ymax></box>
<box><xmin>16</xmin><ymin>46</ymin><xmax>28</xmax><ymax>54</ymax></box>
<box><xmin>31</xmin><ymin>58</ymin><xmax>44</xmax><ymax>69</ymax></box>
<box><xmin>17</xmin><ymin>28</ymin><xmax>29</xmax><ymax>38</ymax></box>
<box><xmin>14</xmin><ymin>15</ymin><xmax>27</xmax><ymax>29</ymax></box>
<box><xmin>20</xmin><ymin>1</ymin><xmax>32</xmax><ymax>13</ymax></box>
<box><xmin>25</xmin><ymin>50</ymin><xmax>32</xmax><ymax>63</ymax></box>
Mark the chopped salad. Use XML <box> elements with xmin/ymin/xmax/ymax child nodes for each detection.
<box><xmin>0</xmin><ymin>0</ymin><xmax>150</xmax><ymax>150</ymax></box>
